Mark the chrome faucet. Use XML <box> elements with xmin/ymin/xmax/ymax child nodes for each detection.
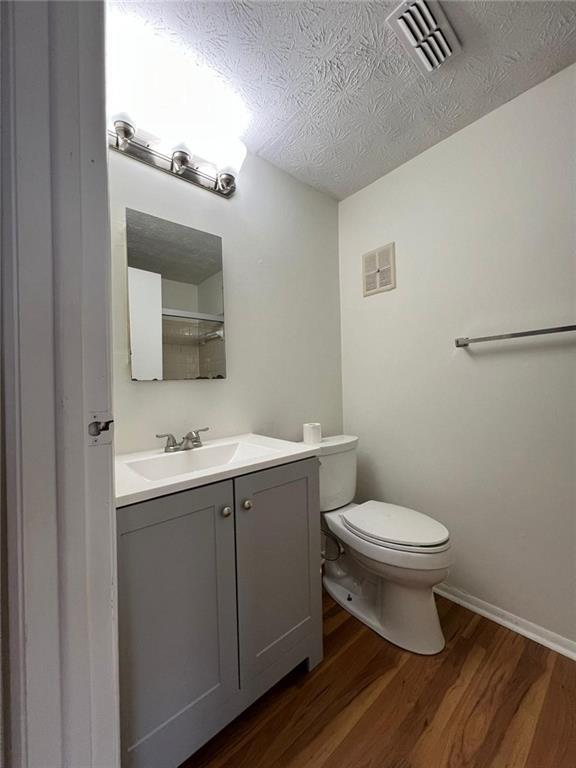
<box><xmin>156</xmin><ymin>433</ymin><xmax>180</xmax><ymax>452</ymax></box>
<box><xmin>181</xmin><ymin>428</ymin><xmax>209</xmax><ymax>449</ymax></box>
<box><xmin>156</xmin><ymin>428</ymin><xmax>209</xmax><ymax>453</ymax></box>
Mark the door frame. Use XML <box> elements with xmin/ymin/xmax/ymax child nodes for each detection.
<box><xmin>1</xmin><ymin>2</ymin><xmax>120</xmax><ymax>766</ymax></box>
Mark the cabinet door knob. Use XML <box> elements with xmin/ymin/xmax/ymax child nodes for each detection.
<box><xmin>242</xmin><ymin>499</ymin><xmax>253</xmax><ymax>510</ymax></box>
<box><xmin>221</xmin><ymin>506</ymin><xmax>233</xmax><ymax>518</ymax></box>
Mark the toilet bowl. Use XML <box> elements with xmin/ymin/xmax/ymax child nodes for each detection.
<box><xmin>315</xmin><ymin>436</ymin><xmax>452</xmax><ymax>655</ymax></box>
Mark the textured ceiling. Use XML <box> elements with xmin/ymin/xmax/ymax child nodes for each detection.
<box><xmin>126</xmin><ymin>209</ymin><xmax>222</xmax><ymax>284</ymax></box>
<box><xmin>115</xmin><ymin>1</ymin><xmax>576</xmax><ymax>199</ymax></box>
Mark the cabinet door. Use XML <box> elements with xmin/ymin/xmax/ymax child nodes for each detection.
<box><xmin>117</xmin><ymin>481</ymin><xmax>237</xmax><ymax>768</ymax></box>
<box><xmin>235</xmin><ymin>458</ymin><xmax>321</xmax><ymax>682</ymax></box>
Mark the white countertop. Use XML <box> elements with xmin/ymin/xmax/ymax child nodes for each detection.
<box><xmin>115</xmin><ymin>433</ymin><xmax>318</xmax><ymax>507</ymax></box>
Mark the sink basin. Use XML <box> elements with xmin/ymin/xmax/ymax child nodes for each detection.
<box><xmin>115</xmin><ymin>433</ymin><xmax>319</xmax><ymax>507</ymax></box>
<box><xmin>126</xmin><ymin>439</ymin><xmax>279</xmax><ymax>482</ymax></box>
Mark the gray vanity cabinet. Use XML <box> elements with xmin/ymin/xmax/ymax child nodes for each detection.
<box><xmin>117</xmin><ymin>480</ymin><xmax>238</xmax><ymax>768</ymax></box>
<box><xmin>117</xmin><ymin>457</ymin><xmax>322</xmax><ymax>768</ymax></box>
<box><xmin>235</xmin><ymin>459</ymin><xmax>321</xmax><ymax>681</ymax></box>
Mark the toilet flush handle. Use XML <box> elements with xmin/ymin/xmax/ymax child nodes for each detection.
<box><xmin>242</xmin><ymin>499</ymin><xmax>253</xmax><ymax>511</ymax></box>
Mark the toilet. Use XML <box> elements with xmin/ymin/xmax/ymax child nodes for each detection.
<box><xmin>317</xmin><ymin>435</ymin><xmax>451</xmax><ymax>655</ymax></box>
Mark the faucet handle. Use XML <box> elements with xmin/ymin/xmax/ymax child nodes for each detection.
<box><xmin>182</xmin><ymin>428</ymin><xmax>209</xmax><ymax>448</ymax></box>
<box><xmin>156</xmin><ymin>433</ymin><xmax>178</xmax><ymax>451</ymax></box>
<box><xmin>187</xmin><ymin>427</ymin><xmax>209</xmax><ymax>439</ymax></box>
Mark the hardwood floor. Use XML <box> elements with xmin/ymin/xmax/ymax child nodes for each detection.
<box><xmin>182</xmin><ymin>593</ymin><xmax>576</xmax><ymax>768</ymax></box>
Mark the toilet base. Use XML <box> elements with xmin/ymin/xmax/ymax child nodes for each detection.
<box><xmin>323</xmin><ymin>560</ymin><xmax>446</xmax><ymax>655</ymax></box>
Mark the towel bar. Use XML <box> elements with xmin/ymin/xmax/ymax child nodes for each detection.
<box><xmin>455</xmin><ymin>324</ymin><xmax>576</xmax><ymax>348</ymax></box>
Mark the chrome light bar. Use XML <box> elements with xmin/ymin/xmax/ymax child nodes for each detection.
<box><xmin>108</xmin><ymin>120</ymin><xmax>237</xmax><ymax>198</ymax></box>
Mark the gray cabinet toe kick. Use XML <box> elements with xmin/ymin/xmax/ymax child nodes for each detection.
<box><xmin>117</xmin><ymin>457</ymin><xmax>322</xmax><ymax>768</ymax></box>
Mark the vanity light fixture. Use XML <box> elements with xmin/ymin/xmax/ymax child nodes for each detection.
<box><xmin>114</xmin><ymin>119</ymin><xmax>135</xmax><ymax>151</ymax></box>
<box><xmin>108</xmin><ymin>119</ymin><xmax>246</xmax><ymax>198</ymax></box>
<box><xmin>216</xmin><ymin>173</ymin><xmax>235</xmax><ymax>194</ymax></box>
<box><xmin>170</xmin><ymin>149</ymin><xmax>192</xmax><ymax>176</ymax></box>
<box><xmin>107</xmin><ymin>7</ymin><xmax>249</xmax><ymax>198</ymax></box>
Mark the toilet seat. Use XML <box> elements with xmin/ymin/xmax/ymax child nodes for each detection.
<box><xmin>324</xmin><ymin>508</ymin><xmax>452</xmax><ymax>571</ymax></box>
<box><xmin>339</xmin><ymin>524</ymin><xmax>451</xmax><ymax>554</ymax></box>
<box><xmin>340</xmin><ymin>500</ymin><xmax>450</xmax><ymax>553</ymax></box>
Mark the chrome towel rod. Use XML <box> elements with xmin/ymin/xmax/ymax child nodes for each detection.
<box><xmin>455</xmin><ymin>324</ymin><xmax>576</xmax><ymax>348</ymax></box>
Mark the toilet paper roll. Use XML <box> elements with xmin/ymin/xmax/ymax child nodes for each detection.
<box><xmin>303</xmin><ymin>423</ymin><xmax>322</xmax><ymax>444</ymax></box>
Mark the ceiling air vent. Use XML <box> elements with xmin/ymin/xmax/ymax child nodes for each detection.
<box><xmin>387</xmin><ymin>0</ymin><xmax>461</xmax><ymax>73</ymax></box>
<box><xmin>363</xmin><ymin>243</ymin><xmax>396</xmax><ymax>297</ymax></box>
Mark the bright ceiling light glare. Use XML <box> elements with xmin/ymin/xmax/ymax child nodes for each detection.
<box><xmin>106</xmin><ymin>6</ymin><xmax>250</xmax><ymax>174</ymax></box>
<box><xmin>216</xmin><ymin>139</ymin><xmax>248</xmax><ymax>177</ymax></box>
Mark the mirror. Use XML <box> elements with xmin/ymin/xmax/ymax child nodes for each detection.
<box><xmin>126</xmin><ymin>209</ymin><xmax>226</xmax><ymax>380</ymax></box>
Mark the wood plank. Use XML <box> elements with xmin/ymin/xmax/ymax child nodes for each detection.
<box><xmin>211</xmin><ymin>629</ymin><xmax>403</xmax><ymax>768</ymax></box>
<box><xmin>321</xmin><ymin>619</ymin><xmax>487</xmax><ymax>768</ymax></box>
<box><xmin>286</xmin><ymin>653</ymin><xmax>411</xmax><ymax>768</ymax></box>
<box><xmin>186</xmin><ymin>618</ymin><xmax>393</xmax><ymax>768</ymax></box>
<box><xmin>472</xmin><ymin>639</ymin><xmax>552</xmax><ymax>768</ymax></box>
<box><xmin>489</xmin><ymin>647</ymin><xmax>555</xmax><ymax>768</ymax></box>
<box><xmin>525</xmin><ymin>653</ymin><xmax>576</xmax><ymax>768</ymax></box>
<box><xmin>181</xmin><ymin>594</ymin><xmax>576</xmax><ymax>768</ymax></box>
<box><xmin>407</xmin><ymin>642</ymin><xmax>486</xmax><ymax>768</ymax></box>
<box><xmin>413</xmin><ymin>623</ymin><xmax>526</xmax><ymax>768</ymax></box>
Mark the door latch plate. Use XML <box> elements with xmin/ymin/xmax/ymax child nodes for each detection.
<box><xmin>87</xmin><ymin>411</ymin><xmax>114</xmax><ymax>446</ymax></box>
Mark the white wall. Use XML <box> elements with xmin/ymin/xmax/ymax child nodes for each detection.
<box><xmin>110</xmin><ymin>150</ymin><xmax>341</xmax><ymax>453</ymax></box>
<box><xmin>339</xmin><ymin>65</ymin><xmax>576</xmax><ymax>642</ymax></box>
<box><xmin>162</xmin><ymin>278</ymin><xmax>198</xmax><ymax>312</ymax></box>
<box><xmin>197</xmin><ymin>271</ymin><xmax>224</xmax><ymax>315</ymax></box>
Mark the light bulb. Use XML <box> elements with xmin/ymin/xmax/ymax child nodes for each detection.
<box><xmin>216</xmin><ymin>139</ymin><xmax>247</xmax><ymax>177</ymax></box>
<box><xmin>106</xmin><ymin>7</ymin><xmax>250</xmax><ymax>157</ymax></box>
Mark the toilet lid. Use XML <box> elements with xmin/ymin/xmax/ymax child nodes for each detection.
<box><xmin>340</xmin><ymin>500</ymin><xmax>449</xmax><ymax>548</ymax></box>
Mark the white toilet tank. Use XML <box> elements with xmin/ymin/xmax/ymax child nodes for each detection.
<box><xmin>315</xmin><ymin>435</ymin><xmax>359</xmax><ymax>512</ymax></box>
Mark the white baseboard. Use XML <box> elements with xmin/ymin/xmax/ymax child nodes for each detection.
<box><xmin>435</xmin><ymin>584</ymin><xmax>576</xmax><ymax>662</ymax></box>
